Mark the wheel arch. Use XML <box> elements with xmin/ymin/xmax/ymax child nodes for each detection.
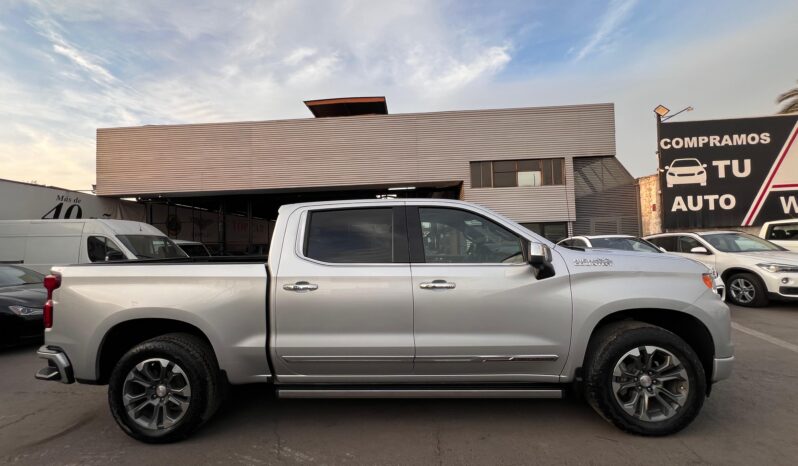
<box><xmin>720</xmin><ymin>267</ymin><xmax>763</xmax><ymax>284</ymax></box>
<box><xmin>581</xmin><ymin>309</ymin><xmax>715</xmax><ymax>393</ymax></box>
<box><xmin>94</xmin><ymin>318</ymin><xmax>220</xmax><ymax>385</ymax></box>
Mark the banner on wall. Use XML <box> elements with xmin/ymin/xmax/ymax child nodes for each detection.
<box><xmin>659</xmin><ymin>115</ymin><xmax>798</xmax><ymax>229</ymax></box>
<box><xmin>0</xmin><ymin>178</ymin><xmax>145</xmax><ymax>222</ymax></box>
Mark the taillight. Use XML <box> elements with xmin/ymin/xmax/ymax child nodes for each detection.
<box><xmin>43</xmin><ymin>273</ymin><xmax>61</xmax><ymax>329</ymax></box>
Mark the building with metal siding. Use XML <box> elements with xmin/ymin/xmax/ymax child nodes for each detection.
<box><xmin>95</xmin><ymin>101</ymin><xmax>640</xmax><ymax>252</ymax></box>
<box><xmin>572</xmin><ymin>157</ymin><xmax>642</xmax><ymax>236</ymax></box>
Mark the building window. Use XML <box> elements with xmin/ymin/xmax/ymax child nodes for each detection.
<box><xmin>469</xmin><ymin>158</ymin><xmax>565</xmax><ymax>188</ymax></box>
<box><xmin>521</xmin><ymin>222</ymin><xmax>569</xmax><ymax>242</ymax></box>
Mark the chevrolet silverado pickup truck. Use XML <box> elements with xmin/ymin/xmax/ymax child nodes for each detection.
<box><xmin>35</xmin><ymin>199</ymin><xmax>733</xmax><ymax>443</ymax></box>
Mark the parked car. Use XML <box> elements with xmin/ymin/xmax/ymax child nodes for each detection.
<box><xmin>664</xmin><ymin>158</ymin><xmax>708</xmax><ymax>188</ymax></box>
<box><xmin>173</xmin><ymin>240</ymin><xmax>211</xmax><ymax>257</ymax></box>
<box><xmin>0</xmin><ymin>265</ymin><xmax>46</xmax><ymax>346</ymax></box>
<box><xmin>36</xmin><ymin>199</ymin><xmax>732</xmax><ymax>442</ymax></box>
<box><xmin>557</xmin><ymin>235</ymin><xmax>663</xmax><ymax>253</ymax></box>
<box><xmin>558</xmin><ymin>235</ymin><xmax>725</xmax><ymax>299</ymax></box>
<box><xmin>759</xmin><ymin>219</ymin><xmax>798</xmax><ymax>252</ymax></box>
<box><xmin>645</xmin><ymin>231</ymin><xmax>798</xmax><ymax>307</ymax></box>
<box><xmin>0</xmin><ymin>219</ymin><xmax>187</xmax><ymax>274</ymax></box>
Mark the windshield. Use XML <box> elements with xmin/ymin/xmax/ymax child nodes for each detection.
<box><xmin>0</xmin><ymin>265</ymin><xmax>44</xmax><ymax>287</ymax></box>
<box><xmin>589</xmin><ymin>237</ymin><xmax>662</xmax><ymax>253</ymax></box>
<box><xmin>670</xmin><ymin>159</ymin><xmax>700</xmax><ymax>168</ymax></box>
<box><xmin>117</xmin><ymin>235</ymin><xmax>188</xmax><ymax>259</ymax></box>
<box><xmin>702</xmin><ymin>233</ymin><xmax>786</xmax><ymax>252</ymax></box>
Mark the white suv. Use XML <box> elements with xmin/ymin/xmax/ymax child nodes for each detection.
<box><xmin>645</xmin><ymin>231</ymin><xmax>798</xmax><ymax>307</ymax></box>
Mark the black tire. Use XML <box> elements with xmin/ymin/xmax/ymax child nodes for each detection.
<box><xmin>726</xmin><ymin>272</ymin><xmax>769</xmax><ymax>307</ymax></box>
<box><xmin>108</xmin><ymin>333</ymin><xmax>222</xmax><ymax>443</ymax></box>
<box><xmin>583</xmin><ymin>321</ymin><xmax>706</xmax><ymax>436</ymax></box>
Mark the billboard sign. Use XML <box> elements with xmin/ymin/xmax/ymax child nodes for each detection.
<box><xmin>659</xmin><ymin>115</ymin><xmax>798</xmax><ymax>229</ymax></box>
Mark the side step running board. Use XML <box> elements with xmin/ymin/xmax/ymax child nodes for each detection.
<box><xmin>278</xmin><ymin>388</ymin><xmax>562</xmax><ymax>399</ymax></box>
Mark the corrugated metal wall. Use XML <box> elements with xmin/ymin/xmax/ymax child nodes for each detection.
<box><xmin>572</xmin><ymin>156</ymin><xmax>641</xmax><ymax>236</ymax></box>
<box><xmin>97</xmin><ymin>103</ymin><xmax>616</xmax><ymax>224</ymax></box>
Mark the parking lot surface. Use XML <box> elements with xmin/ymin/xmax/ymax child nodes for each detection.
<box><xmin>1</xmin><ymin>303</ymin><xmax>797</xmax><ymax>466</ymax></box>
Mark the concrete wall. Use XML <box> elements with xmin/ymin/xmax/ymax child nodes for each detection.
<box><xmin>638</xmin><ymin>174</ymin><xmax>662</xmax><ymax>236</ymax></box>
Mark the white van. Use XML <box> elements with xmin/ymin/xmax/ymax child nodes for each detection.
<box><xmin>0</xmin><ymin>219</ymin><xmax>187</xmax><ymax>274</ymax></box>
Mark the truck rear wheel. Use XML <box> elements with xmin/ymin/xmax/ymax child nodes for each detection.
<box><xmin>583</xmin><ymin>321</ymin><xmax>706</xmax><ymax>436</ymax></box>
<box><xmin>108</xmin><ymin>333</ymin><xmax>222</xmax><ymax>443</ymax></box>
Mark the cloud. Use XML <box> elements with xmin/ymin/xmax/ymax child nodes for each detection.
<box><xmin>30</xmin><ymin>18</ymin><xmax>116</xmax><ymax>85</ymax></box>
<box><xmin>404</xmin><ymin>44</ymin><xmax>511</xmax><ymax>94</ymax></box>
<box><xmin>283</xmin><ymin>47</ymin><xmax>317</xmax><ymax>66</ymax></box>
<box><xmin>572</xmin><ymin>0</ymin><xmax>638</xmax><ymax>61</ymax></box>
<box><xmin>0</xmin><ymin>0</ymin><xmax>796</xmax><ymax>192</ymax></box>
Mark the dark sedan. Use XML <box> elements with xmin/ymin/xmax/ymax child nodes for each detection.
<box><xmin>0</xmin><ymin>265</ymin><xmax>46</xmax><ymax>346</ymax></box>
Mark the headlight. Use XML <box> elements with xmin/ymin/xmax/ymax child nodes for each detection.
<box><xmin>8</xmin><ymin>305</ymin><xmax>43</xmax><ymax>316</ymax></box>
<box><xmin>757</xmin><ymin>263</ymin><xmax>798</xmax><ymax>273</ymax></box>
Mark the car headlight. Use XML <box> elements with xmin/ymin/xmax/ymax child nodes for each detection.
<box><xmin>8</xmin><ymin>305</ymin><xmax>43</xmax><ymax>316</ymax></box>
<box><xmin>757</xmin><ymin>263</ymin><xmax>798</xmax><ymax>273</ymax></box>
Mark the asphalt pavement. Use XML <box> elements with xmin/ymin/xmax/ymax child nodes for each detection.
<box><xmin>1</xmin><ymin>303</ymin><xmax>797</xmax><ymax>465</ymax></box>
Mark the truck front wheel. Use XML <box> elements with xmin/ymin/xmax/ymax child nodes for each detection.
<box><xmin>108</xmin><ymin>333</ymin><xmax>222</xmax><ymax>443</ymax></box>
<box><xmin>583</xmin><ymin>322</ymin><xmax>706</xmax><ymax>436</ymax></box>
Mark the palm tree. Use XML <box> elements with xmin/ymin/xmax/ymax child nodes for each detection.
<box><xmin>777</xmin><ymin>81</ymin><xmax>798</xmax><ymax>114</ymax></box>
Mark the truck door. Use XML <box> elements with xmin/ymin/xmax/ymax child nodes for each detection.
<box><xmin>273</xmin><ymin>205</ymin><xmax>414</xmax><ymax>382</ymax></box>
<box><xmin>407</xmin><ymin>206</ymin><xmax>571</xmax><ymax>382</ymax></box>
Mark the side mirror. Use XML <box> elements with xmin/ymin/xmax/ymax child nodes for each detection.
<box><xmin>702</xmin><ymin>164</ymin><xmax>708</xmax><ymax>168</ymax></box>
<box><xmin>527</xmin><ymin>241</ymin><xmax>553</xmax><ymax>267</ymax></box>
<box><xmin>659</xmin><ymin>247</ymin><xmax>667</xmax><ymax>253</ymax></box>
<box><xmin>664</xmin><ymin>165</ymin><xmax>670</xmax><ymax>170</ymax></box>
<box><xmin>690</xmin><ymin>246</ymin><xmax>709</xmax><ymax>254</ymax></box>
<box><xmin>105</xmin><ymin>250</ymin><xmax>125</xmax><ymax>261</ymax></box>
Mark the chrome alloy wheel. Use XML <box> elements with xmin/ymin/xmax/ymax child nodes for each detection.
<box><xmin>730</xmin><ymin>278</ymin><xmax>756</xmax><ymax>304</ymax></box>
<box><xmin>122</xmin><ymin>358</ymin><xmax>192</xmax><ymax>431</ymax></box>
<box><xmin>611</xmin><ymin>346</ymin><xmax>689</xmax><ymax>422</ymax></box>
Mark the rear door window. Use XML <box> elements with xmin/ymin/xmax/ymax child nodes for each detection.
<box><xmin>305</xmin><ymin>208</ymin><xmax>404</xmax><ymax>263</ymax></box>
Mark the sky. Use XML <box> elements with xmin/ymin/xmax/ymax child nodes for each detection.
<box><xmin>1</xmin><ymin>0</ymin><xmax>797</xmax><ymax>191</ymax></box>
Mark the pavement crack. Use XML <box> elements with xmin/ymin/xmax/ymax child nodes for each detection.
<box><xmin>0</xmin><ymin>407</ymin><xmax>49</xmax><ymax>430</ymax></box>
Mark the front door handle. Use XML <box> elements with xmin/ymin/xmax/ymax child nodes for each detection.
<box><xmin>283</xmin><ymin>281</ymin><xmax>319</xmax><ymax>292</ymax></box>
<box><xmin>419</xmin><ymin>280</ymin><xmax>456</xmax><ymax>290</ymax></box>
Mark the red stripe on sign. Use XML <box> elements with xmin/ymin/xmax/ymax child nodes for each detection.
<box><xmin>744</xmin><ymin>127</ymin><xmax>798</xmax><ymax>225</ymax></box>
<box><xmin>772</xmin><ymin>183</ymin><xmax>798</xmax><ymax>188</ymax></box>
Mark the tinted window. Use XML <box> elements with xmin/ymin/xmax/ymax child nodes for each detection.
<box><xmin>590</xmin><ymin>237</ymin><xmax>662</xmax><ymax>253</ymax></box>
<box><xmin>0</xmin><ymin>265</ymin><xmax>44</xmax><ymax>287</ymax></box>
<box><xmin>87</xmin><ymin>236</ymin><xmax>124</xmax><ymax>262</ymax></box>
<box><xmin>677</xmin><ymin>236</ymin><xmax>704</xmax><ymax>253</ymax></box>
<box><xmin>179</xmin><ymin>244</ymin><xmax>210</xmax><ymax>257</ymax></box>
<box><xmin>305</xmin><ymin>208</ymin><xmax>395</xmax><ymax>263</ymax></box>
<box><xmin>648</xmin><ymin>236</ymin><xmax>677</xmax><ymax>251</ymax></box>
<box><xmin>419</xmin><ymin>208</ymin><xmax>523</xmax><ymax>264</ymax></box>
<box><xmin>768</xmin><ymin>222</ymin><xmax>798</xmax><ymax>241</ymax></box>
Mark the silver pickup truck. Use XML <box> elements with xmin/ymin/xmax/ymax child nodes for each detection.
<box><xmin>35</xmin><ymin>199</ymin><xmax>733</xmax><ymax>443</ymax></box>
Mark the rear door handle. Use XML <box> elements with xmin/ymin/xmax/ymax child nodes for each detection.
<box><xmin>283</xmin><ymin>281</ymin><xmax>319</xmax><ymax>292</ymax></box>
<box><xmin>419</xmin><ymin>280</ymin><xmax>456</xmax><ymax>290</ymax></box>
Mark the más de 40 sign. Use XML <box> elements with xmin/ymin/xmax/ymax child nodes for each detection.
<box><xmin>658</xmin><ymin>114</ymin><xmax>798</xmax><ymax>229</ymax></box>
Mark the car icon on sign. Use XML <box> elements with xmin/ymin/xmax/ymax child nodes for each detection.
<box><xmin>665</xmin><ymin>158</ymin><xmax>708</xmax><ymax>188</ymax></box>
